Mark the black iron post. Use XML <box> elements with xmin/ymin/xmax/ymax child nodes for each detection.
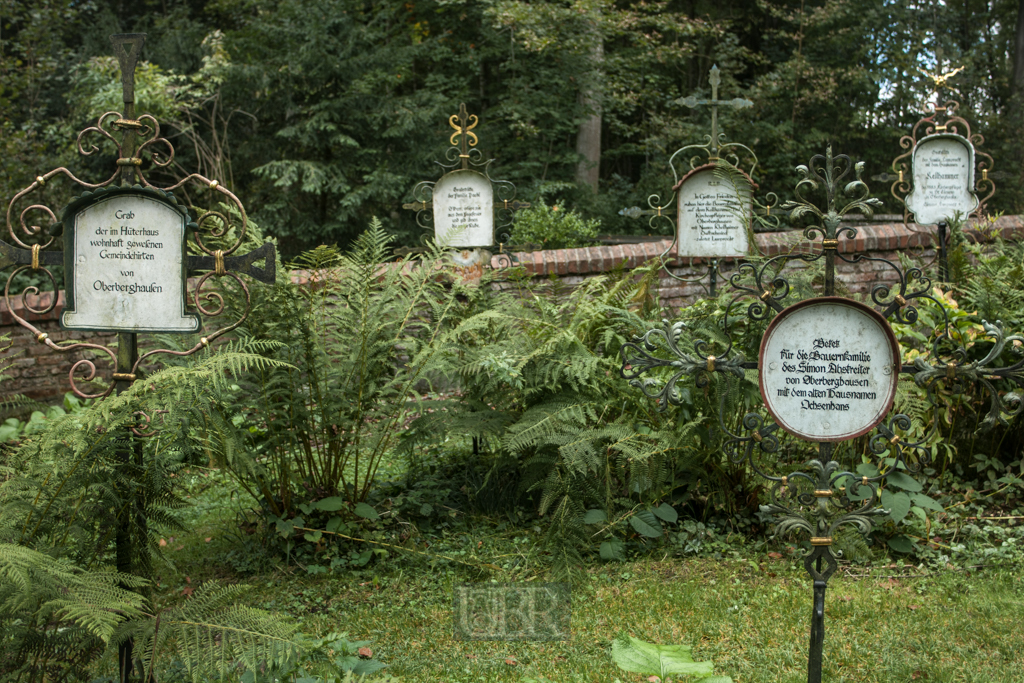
<box><xmin>111</xmin><ymin>33</ymin><xmax>145</xmax><ymax>683</ymax></box>
<box><xmin>937</xmin><ymin>220</ymin><xmax>949</xmax><ymax>283</ymax></box>
<box><xmin>808</xmin><ymin>578</ymin><xmax>827</xmax><ymax>683</ymax></box>
<box><xmin>115</xmin><ymin>332</ymin><xmax>139</xmax><ymax>683</ymax></box>
<box><xmin>709</xmin><ymin>259</ymin><xmax>718</xmax><ymax>297</ymax></box>
<box><xmin>805</xmin><ymin>440</ymin><xmax>834</xmax><ymax>683</ymax></box>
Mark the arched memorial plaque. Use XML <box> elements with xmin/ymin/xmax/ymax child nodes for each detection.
<box><xmin>904</xmin><ymin>133</ymin><xmax>978</xmax><ymax>225</ymax></box>
<box><xmin>432</xmin><ymin>169</ymin><xmax>494</xmax><ymax>247</ymax></box>
<box><xmin>759</xmin><ymin>298</ymin><xmax>900</xmax><ymax>442</ymax></box>
<box><xmin>61</xmin><ymin>186</ymin><xmax>199</xmax><ymax>333</ymax></box>
<box><xmin>674</xmin><ymin>165</ymin><xmax>752</xmax><ymax>258</ymax></box>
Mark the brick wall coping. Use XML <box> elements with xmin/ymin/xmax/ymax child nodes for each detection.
<box><xmin>501</xmin><ymin>216</ymin><xmax>1024</xmax><ymax>277</ymax></box>
<box><xmin>3</xmin><ymin>217</ymin><xmax>1021</xmax><ymax>326</ymax></box>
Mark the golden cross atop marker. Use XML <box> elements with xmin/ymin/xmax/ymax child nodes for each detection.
<box><xmin>925</xmin><ymin>65</ymin><xmax>966</xmax><ymax>91</ymax></box>
<box><xmin>449</xmin><ymin>103</ymin><xmax>479</xmax><ymax>170</ymax></box>
<box><xmin>676</xmin><ymin>65</ymin><xmax>752</xmax><ymax>159</ymax></box>
<box><xmin>921</xmin><ymin>64</ymin><xmax>966</xmax><ymax>104</ymax></box>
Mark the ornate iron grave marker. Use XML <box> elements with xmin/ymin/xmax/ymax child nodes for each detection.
<box><xmin>620</xmin><ymin>147</ymin><xmax>1024</xmax><ymax>683</ymax></box>
<box><xmin>1</xmin><ymin>34</ymin><xmax>274</xmax><ymax>398</ymax></box>
<box><xmin>402</xmin><ymin>104</ymin><xmax>528</xmax><ymax>267</ymax></box>
<box><xmin>0</xmin><ymin>34</ymin><xmax>275</xmax><ymax>683</ymax></box>
<box><xmin>620</xmin><ymin>65</ymin><xmax>778</xmax><ymax>295</ymax></box>
<box><xmin>887</xmin><ymin>67</ymin><xmax>995</xmax><ymax>282</ymax></box>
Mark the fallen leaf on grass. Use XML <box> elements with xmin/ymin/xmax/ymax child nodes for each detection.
<box><xmin>908</xmin><ymin>604</ymin><xmax>921</xmax><ymax>611</ymax></box>
<box><xmin>158</xmin><ymin>538</ymin><xmax>167</xmax><ymax>547</ymax></box>
<box><xmin>205</xmin><ymin>537</ymin><xmax>212</xmax><ymax>543</ymax></box>
<box><xmin>505</xmin><ymin>657</ymin><xmax>517</xmax><ymax>666</ymax></box>
<box><xmin>357</xmin><ymin>647</ymin><xmax>373</xmax><ymax>658</ymax></box>
<box><xmin>182</xmin><ymin>586</ymin><xmax>194</xmax><ymax>597</ymax></box>
<box><xmin>768</xmin><ymin>551</ymin><xmax>783</xmax><ymax>559</ymax></box>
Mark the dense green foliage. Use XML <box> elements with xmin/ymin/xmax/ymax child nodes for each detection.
<box><xmin>508</xmin><ymin>203</ymin><xmax>601</xmax><ymax>249</ymax></box>
<box><xmin>3</xmin><ymin>0</ymin><xmax>1021</xmax><ymax>255</ymax></box>
<box><xmin>0</xmin><ymin>338</ymin><xmax>310</xmax><ymax>681</ymax></box>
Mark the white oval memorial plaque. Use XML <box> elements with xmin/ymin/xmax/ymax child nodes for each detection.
<box><xmin>61</xmin><ymin>189</ymin><xmax>199</xmax><ymax>333</ymax></box>
<box><xmin>432</xmin><ymin>169</ymin><xmax>494</xmax><ymax>247</ymax></box>
<box><xmin>759</xmin><ymin>298</ymin><xmax>900</xmax><ymax>442</ymax></box>
<box><xmin>905</xmin><ymin>133</ymin><xmax>978</xmax><ymax>226</ymax></box>
<box><xmin>675</xmin><ymin>165</ymin><xmax>752</xmax><ymax>259</ymax></box>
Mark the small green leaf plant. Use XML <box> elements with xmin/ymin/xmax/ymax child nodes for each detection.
<box><xmin>611</xmin><ymin>633</ymin><xmax>733</xmax><ymax>682</ymax></box>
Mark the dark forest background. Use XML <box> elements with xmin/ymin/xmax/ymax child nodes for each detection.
<box><xmin>3</xmin><ymin>0</ymin><xmax>1023</xmax><ymax>256</ymax></box>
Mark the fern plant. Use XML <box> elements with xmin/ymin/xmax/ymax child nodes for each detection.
<box><xmin>405</xmin><ymin>265</ymin><xmax>759</xmax><ymax>567</ymax></box>
<box><xmin>0</xmin><ymin>340</ymin><xmax>305</xmax><ymax>682</ymax></box>
<box><xmin>213</xmin><ymin>219</ymin><xmax>472</xmax><ymax>519</ymax></box>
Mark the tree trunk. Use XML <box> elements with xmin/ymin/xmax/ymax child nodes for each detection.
<box><xmin>1012</xmin><ymin>0</ymin><xmax>1024</xmax><ymax>119</ymax></box>
<box><xmin>575</xmin><ymin>29</ymin><xmax>603</xmax><ymax>194</ymax></box>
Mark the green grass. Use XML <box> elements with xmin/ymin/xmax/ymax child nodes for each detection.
<box><xmin>155</xmin><ymin>472</ymin><xmax>1023</xmax><ymax>683</ymax></box>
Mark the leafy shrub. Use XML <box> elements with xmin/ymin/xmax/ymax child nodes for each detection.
<box><xmin>511</xmin><ymin>203</ymin><xmax>601</xmax><ymax>249</ymax></box>
<box><xmin>402</xmin><ymin>265</ymin><xmax>764</xmax><ymax>568</ymax></box>
<box><xmin>0</xmin><ymin>392</ymin><xmax>91</xmax><ymax>444</ymax></box>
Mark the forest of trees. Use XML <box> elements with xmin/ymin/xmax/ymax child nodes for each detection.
<box><xmin>2</xmin><ymin>0</ymin><xmax>1022</xmax><ymax>256</ymax></box>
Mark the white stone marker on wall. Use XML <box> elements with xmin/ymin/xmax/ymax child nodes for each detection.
<box><xmin>905</xmin><ymin>134</ymin><xmax>978</xmax><ymax>225</ymax></box>
<box><xmin>759</xmin><ymin>298</ymin><xmax>901</xmax><ymax>442</ymax></box>
<box><xmin>675</xmin><ymin>165</ymin><xmax>752</xmax><ymax>259</ymax></box>
<box><xmin>432</xmin><ymin>169</ymin><xmax>494</xmax><ymax>248</ymax></box>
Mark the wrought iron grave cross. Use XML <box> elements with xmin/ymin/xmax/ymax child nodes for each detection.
<box><xmin>623</xmin><ymin>65</ymin><xmax>764</xmax><ymax>296</ymax></box>
<box><xmin>677</xmin><ymin>64</ymin><xmax>753</xmax><ymax>160</ymax></box>
<box><xmin>1</xmin><ymin>33</ymin><xmax>275</xmax><ymax>400</ymax></box>
<box><xmin>402</xmin><ymin>103</ymin><xmax>528</xmax><ymax>259</ymax></box>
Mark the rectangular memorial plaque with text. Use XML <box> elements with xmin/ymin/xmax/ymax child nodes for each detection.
<box><xmin>432</xmin><ymin>170</ymin><xmax>494</xmax><ymax>247</ymax></box>
<box><xmin>61</xmin><ymin>190</ymin><xmax>199</xmax><ymax>332</ymax></box>
<box><xmin>676</xmin><ymin>167</ymin><xmax>751</xmax><ymax>259</ymax></box>
<box><xmin>905</xmin><ymin>134</ymin><xmax>978</xmax><ymax>225</ymax></box>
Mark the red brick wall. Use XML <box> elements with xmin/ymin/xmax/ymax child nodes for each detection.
<box><xmin>4</xmin><ymin>217</ymin><xmax>1022</xmax><ymax>401</ymax></box>
<box><xmin>502</xmin><ymin>217</ymin><xmax>1023</xmax><ymax>311</ymax></box>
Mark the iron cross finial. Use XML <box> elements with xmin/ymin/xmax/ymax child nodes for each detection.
<box><xmin>677</xmin><ymin>64</ymin><xmax>752</xmax><ymax>159</ymax></box>
<box><xmin>449</xmin><ymin>103</ymin><xmax>479</xmax><ymax>170</ymax></box>
<box><xmin>109</xmin><ymin>34</ymin><xmax>146</xmax><ymax>105</ymax></box>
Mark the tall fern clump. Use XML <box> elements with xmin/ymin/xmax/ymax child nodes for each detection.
<box><xmin>216</xmin><ymin>219</ymin><xmax>471</xmax><ymax>520</ymax></box>
<box><xmin>408</xmin><ymin>266</ymin><xmax>756</xmax><ymax>567</ymax></box>
<box><xmin>0</xmin><ymin>338</ymin><xmax>301</xmax><ymax>681</ymax></box>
